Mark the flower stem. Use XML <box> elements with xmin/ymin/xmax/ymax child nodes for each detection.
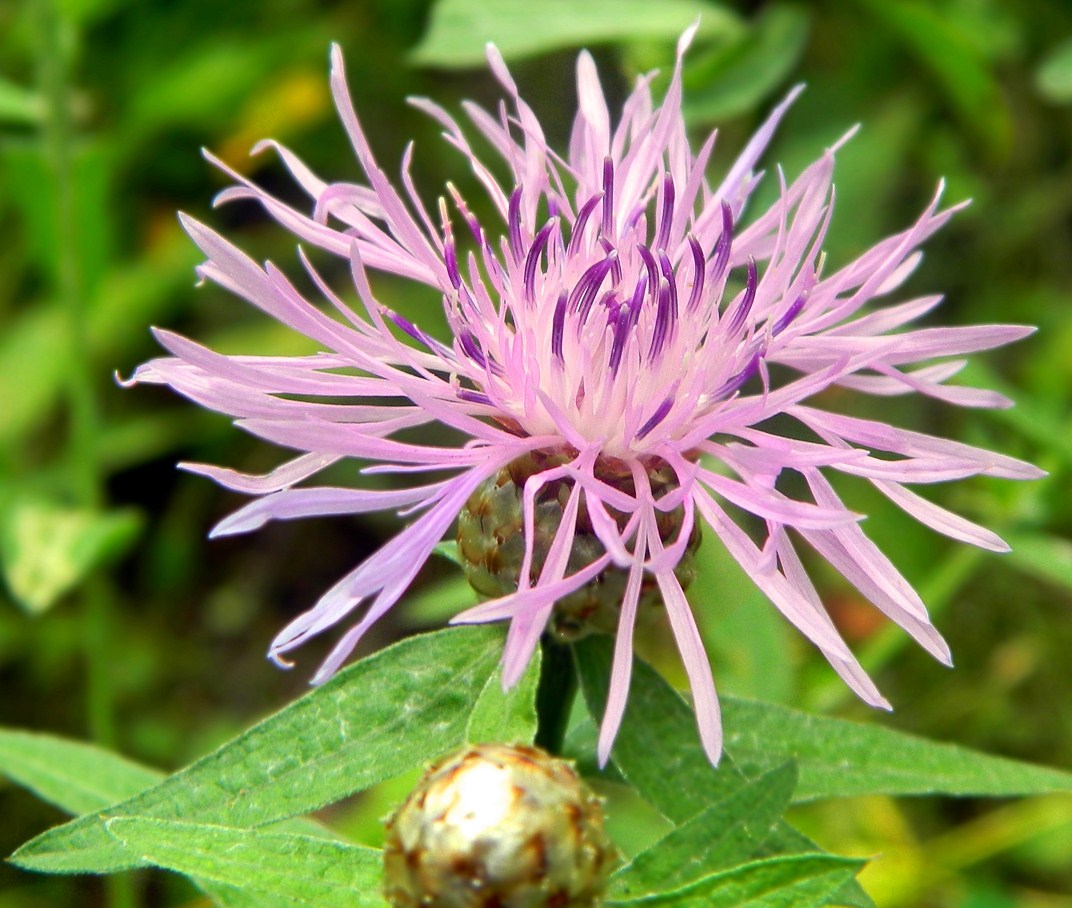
<box><xmin>534</xmin><ymin>636</ymin><xmax>577</xmax><ymax>754</ymax></box>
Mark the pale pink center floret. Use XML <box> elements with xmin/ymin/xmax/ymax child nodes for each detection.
<box><xmin>129</xmin><ymin>24</ymin><xmax>1042</xmax><ymax>766</ymax></box>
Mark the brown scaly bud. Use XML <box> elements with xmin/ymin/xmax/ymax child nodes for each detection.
<box><xmin>383</xmin><ymin>743</ymin><xmax>615</xmax><ymax>908</ymax></box>
<box><xmin>457</xmin><ymin>452</ymin><xmax>701</xmax><ymax>642</ymax></box>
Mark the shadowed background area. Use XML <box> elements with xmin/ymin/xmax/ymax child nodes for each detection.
<box><xmin>0</xmin><ymin>0</ymin><xmax>1070</xmax><ymax>905</ymax></box>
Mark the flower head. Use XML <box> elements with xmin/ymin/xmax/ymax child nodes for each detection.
<box><xmin>383</xmin><ymin>743</ymin><xmax>614</xmax><ymax>908</ymax></box>
<box><xmin>131</xmin><ymin>25</ymin><xmax>1040</xmax><ymax>765</ymax></box>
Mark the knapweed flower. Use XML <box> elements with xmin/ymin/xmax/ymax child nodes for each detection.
<box><xmin>130</xmin><ymin>25</ymin><xmax>1040</xmax><ymax>765</ymax></box>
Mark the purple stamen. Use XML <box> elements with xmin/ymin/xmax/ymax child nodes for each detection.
<box><xmin>636</xmin><ymin>396</ymin><xmax>674</xmax><ymax>440</ymax></box>
<box><xmin>523</xmin><ymin>219</ymin><xmax>556</xmax><ymax>302</ymax></box>
<box><xmin>686</xmin><ymin>235</ymin><xmax>705</xmax><ymax>312</ymax></box>
<box><xmin>609</xmin><ymin>303</ymin><xmax>632</xmax><ymax>375</ymax></box>
<box><xmin>507</xmin><ymin>187</ymin><xmax>524</xmax><ymax>264</ymax></box>
<box><xmin>626</xmin><ymin>290</ymin><xmax>643</xmax><ymax>330</ymax></box>
<box><xmin>725</xmin><ymin>257</ymin><xmax>758</xmax><ymax>336</ymax></box>
<box><xmin>384</xmin><ymin>308</ymin><xmax>423</xmax><ymax>343</ymax></box>
<box><xmin>602</xmin><ymin>157</ymin><xmax>615</xmax><ymax>238</ymax></box>
<box><xmin>710</xmin><ymin>202</ymin><xmax>733</xmax><ymax>285</ymax></box>
<box><xmin>444</xmin><ymin>236</ymin><xmax>461</xmax><ymax>289</ymax></box>
<box><xmin>385</xmin><ymin>308</ymin><xmax>454</xmax><ymax>359</ymax></box>
<box><xmin>458</xmin><ymin>330</ymin><xmax>487</xmax><ymax>368</ymax></box>
<box><xmin>771</xmin><ymin>291</ymin><xmax>808</xmax><ymax>337</ymax></box>
<box><xmin>627</xmin><ymin>270</ymin><xmax>648</xmax><ymax>315</ymax></box>
<box><xmin>648</xmin><ymin>278</ymin><xmax>675</xmax><ymax>360</ymax></box>
<box><xmin>600</xmin><ymin>237</ymin><xmax>624</xmax><ymax>285</ymax></box>
<box><xmin>636</xmin><ymin>245</ymin><xmax>659</xmax><ymax>302</ymax></box>
<box><xmin>568</xmin><ymin>255</ymin><xmax>615</xmax><ymax>315</ymax></box>
<box><xmin>551</xmin><ymin>290</ymin><xmax>568</xmax><ymax>362</ymax></box>
<box><xmin>439</xmin><ymin>198</ymin><xmax>462</xmax><ymax>290</ymax></box>
<box><xmin>568</xmin><ymin>192</ymin><xmax>604</xmax><ymax>257</ymax></box>
<box><xmin>655</xmin><ymin>173</ymin><xmax>675</xmax><ymax>251</ymax></box>
<box><xmin>457</xmin><ymin>389</ymin><xmax>493</xmax><ymax>406</ymax></box>
<box><xmin>713</xmin><ymin>350</ymin><xmax>762</xmax><ymax>399</ymax></box>
<box><xmin>658</xmin><ymin>251</ymin><xmax>679</xmax><ymax>316</ymax></box>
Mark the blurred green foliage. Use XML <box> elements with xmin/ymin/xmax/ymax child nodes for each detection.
<box><xmin>1</xmin><ymin>0</ymin><xmax>1070</xmax><ymax>905</ymax></box>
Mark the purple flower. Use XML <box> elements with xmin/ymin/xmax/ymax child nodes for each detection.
<box><xmin>131</xmin><ymin>25</ymin><xmax>1040</xmax><ymax>765</ymax></box>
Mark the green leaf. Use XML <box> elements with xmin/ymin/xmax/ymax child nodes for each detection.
<box><xmin>412</xmin><ymin>0</ymin><xmax>741</xmax><ymax>67</ymax></box>
<box><xmin>575</xmin><ymin>635</ymin><xmax>746</xmax><ymax>823</ymax></box>
<box><xmin>0</xmin><ymin>495</ymin><xmax>142</xmax><ymax>614</ymax></box>
<box><xmin>608</xmin><ymin>853</ymin><xmax>864</xmax><ymax>907</ymax></box>
<box><xmin>465</xmin><ymin>645</ymin><xmax>540</xmax><ymax>745</ymax></box>
<box><xmin>0</xmin><ymin>729</ymin><xmax>332</xmax><ymax>839</ymax></box>
<box><xmin>574</xmin><ymin>637</ymin><xmax>875</xmax><ymax>908</ymax></box>
<box><xmin>611</xmin><ymin>763</ymin><xmax>798</xmax><ymax>899</ymax></box>
<box><xmin>683</xmin><ymin>3</ymin><xmax>811</xmax><ymax>123</ymax></box>
<box><xmin>0</xmin><ymin>730</ymin><xmax>294</xmax><ymax>908</ymax></box>
<box><xmin>11</xmin><ymin>625</ymin><xmax>504</xmax><ymax>875</ymax></box>
<box><xmin>721</xmin><ymin>697</ymin><xmax>1072</xmax><ymax>802</ymax></box>
<box><xmin>0</xmin><ymin>729</ymin><xmax>163</xmax><ymax>816</ymax></box>
<box><xmin>103</xmin><ymin>819</ymin><xmax>385</xmax><ymax>908</ymax></box>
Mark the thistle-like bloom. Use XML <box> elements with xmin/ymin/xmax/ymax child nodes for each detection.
<box><xmin>131</xmin><ymin>25</ymin><xmax>1040</xmax><ymax>765</ymax></box>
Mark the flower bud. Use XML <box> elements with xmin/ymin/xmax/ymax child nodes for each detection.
<box><xmin>383</xmin><ymin>743</ymin><xmax>615</xmax><ymax>908</ymax></box>
<box><xmin>457</xmin><ymin>453</ymin><xmax>701</xmax><ymax>642</ymax></box>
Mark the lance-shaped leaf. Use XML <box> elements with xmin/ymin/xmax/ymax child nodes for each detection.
<box><xmin>0</xmin><ymin>729</ymin><xmax>305</xmax><ymax>907</ymax></box>
<box><xmin>575</xmin><ymin>636</ymin><xmax>746</xmax><ymax>821</ymax></box>
<box><xmin>611</xmin><ymin>762</ymin><xmax>798</xmax><ymax>899</ymax></box>
<box><xmin>0</xmin><ymin>729</ymin><xmax>163</xmax><ymax>816</ymax></box>
<box><xmin>721</xmin><ymin>697</ymin><xmax>1072</xmax><ymax>801</ymax></box>
<box><xmin>607</xmin><ymin>853</ymin><xmax>864</xmax><ymax>907</ymax></box>
<box><xmin>12</xmin><ymin>625</ymin><xmax>504</xmax><ymax>875</ymax></box>
<box><xmin>465</xmin><ymin>647</ymin><xmax>541</xmax><ymax>745</ymax></box>
<box><xmin>103</xmin><ymin>818</ymin><xmax>385</xmax><ymax>908</ymax></box>
<box><xmin>575</xmin><ymin>636</ymin><xmax>875</xmax><ymax>908</ymax></box>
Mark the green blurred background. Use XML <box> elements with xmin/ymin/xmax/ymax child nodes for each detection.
<box><xmin>1</xmin><ymin>0</ymin><xmax>1070</xmax><ymax>905</ymax></box>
